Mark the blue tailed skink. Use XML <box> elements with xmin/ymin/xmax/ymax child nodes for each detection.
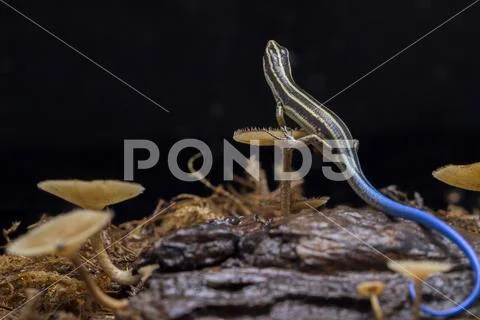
<box><xmin>263</xmin><ymin>39</ymin><xmax>480</xmax><ymax>318</ymax></box>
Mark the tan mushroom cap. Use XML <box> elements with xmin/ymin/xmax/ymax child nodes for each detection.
<box><xmin>233</xmin><ymin>127</ymin><xmax>307</xmax><ymax>146</ymax></box>
<box><xmin>292</xmin><ymin>196</ymin><xmax>330</xmax><ymax>211</ymax></box>
<box><xmin>387</xmin><ymin>260</ymin><xmax>452</xmax><ymax>281</ymax></box>
<box><xmin>7</xmin><ymin>209</ymin><xmax>112</xmax><ymax>257</ymax></box>
<box><xmin>38</xmin><ymin>179</ymin><xmax>145</xmax><ymax>210</ymax></box>
<box><xmin>432</xmin><ymin>162</ymin><xmax>480</xmax><ymax>191</ymax></box>
<box><xmin>357</xmin><ymin>281</ymin><xmax>385</xmax><ymax>297</ymax></box>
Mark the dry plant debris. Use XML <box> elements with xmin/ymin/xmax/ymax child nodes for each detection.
<box><xmin>156</xmin><ymin>152</ymin><xmax>329</xmax><ymax>236</ymax></box>
<box><xmin>6</xmin><ymin>209</ymin><xmax>131</xmax><ymax>313</ymax></box>
<box><xmin>0</xmin><ymin>160</ymin><xmax>329</xmax><ymax>318</ymax></box>
<box><xmin>437</xmin><ymin>205</ymin><xmax>480</xmax><ymax>235</ymax></box>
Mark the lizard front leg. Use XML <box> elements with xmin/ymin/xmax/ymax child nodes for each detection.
<box><xmin>276</xmin><ymin>102</ymin><xmax>294</xmax><ymax>140</ymax></box>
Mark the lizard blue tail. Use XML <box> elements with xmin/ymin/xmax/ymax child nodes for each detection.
<box><xmin>352</xmin><ymin>173</ymin><xmax>480</xmax><ymax>317</ymax></box>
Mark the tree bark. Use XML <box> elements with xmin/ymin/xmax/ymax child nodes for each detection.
<box><xmin>128</xmin><ymin>206</ymin><xmax>480</xmax><ymax>319</ymax></box>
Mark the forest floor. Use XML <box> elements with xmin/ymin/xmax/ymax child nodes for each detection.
<box><xmin>1</xmin><ymin>167</ymin><xmax>479</xmax><ymax>320</ymax></box>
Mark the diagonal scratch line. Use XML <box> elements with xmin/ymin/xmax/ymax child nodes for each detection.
<box><xmin>304</xmin><ymin>203</ymin><xmax>480</xmax><ymax>319</ymax></box>
<box><xmin>0</xmin><ymin>202</ymin><xmax>175</xmax><ymax>320</ymax></box>
<box><xmin>0</xmin><ymin>0</ymin><xmax>170</xmax><ymax>113</ymax></box>
<box><xmin>322</xmin><ymin>0</ymin><xmax>480</xmax><ymax>105</ymax></box>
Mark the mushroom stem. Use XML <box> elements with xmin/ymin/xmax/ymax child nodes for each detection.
<box><xmin>280</xmin><ymin>147</ymin><xmax>293</xmax><ymax>216</ymax></box>
<box><xmin>413</xmin><ymin>280</ymin><xmax>422</xmax><ymax>320</ymax></box>
<box><xmin>356</xmin><ymin>281</ymin><xmax>385</xmax><ymax>320</ymax></box>
<box><xmin>71</xmin><ymin>255</ymin><xmax>128</xmax><ymax>310</ymax></box>
<box><xmin>91</xmin><ymin>232</ymin><xmax>140</xmax><ymax>285</ymax></box>
<box><xmin>370</xmin><ymin>295</ymin><xmax>383</xmax><ymax>320</ymax></box>
<box><xmin>386</xmin><ymin>260</ymin><xmax>452</xmax><ymax>320</ymax></box>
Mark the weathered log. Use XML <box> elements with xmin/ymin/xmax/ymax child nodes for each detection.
<box><xmin>129</xmin><ymin>207</ymin><xmax>480</xmax><ymax>319</ymax></box>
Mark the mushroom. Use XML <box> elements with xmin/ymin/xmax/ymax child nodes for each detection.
<box><xmin>7</xmin><ymin>209</ymin><xmax>128</xmax><ymax>310</ymax></box>
<box><xmin>356</xmin><ymin>281</ymin><xmax>385</xmax><ymax>320</ymax></box>
<box><xmin>233</xmin><ymin>127</ymin><xmax>308</xmax><ymax>216</ymax></box>
<box><xmin>432</xmin><ymin>162</ymin><xmax>480</xmax><ymax>191</ymax></box>
<box><xmin>387</xmin><ymin>260</ymin><xmax>452</xmax><ymax>319</ymax></box>
<box><xmin>37</xmin><ymin>179</ymin><xmax>145</xmax><ymax>210</ymax></box>
<box><xmin>37</xmin><ymin>179</ymin><xmax>145</xmax><ymax>285</ymax></box>
<box><xmin>233</xmin><ymin>127</ymin><xmax>307</xmax><ymax>146</ymax></box>
<box><xmin>291</xmin><ymin>196</ymin><xmax>329</xmax><ymax>211</ymax></box>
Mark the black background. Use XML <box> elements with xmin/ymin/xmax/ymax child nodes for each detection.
<box><xmin>0</xmin><ymin>0</ymin><xmax>479</xmax><ymax>230</ymax></box>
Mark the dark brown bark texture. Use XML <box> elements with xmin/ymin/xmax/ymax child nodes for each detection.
<box><xmin>129</xmin><ymin>207</ymin><xmax>480</xmax><ymax>319</ymax></box>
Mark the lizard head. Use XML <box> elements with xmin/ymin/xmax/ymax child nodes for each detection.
<box><xmin>263</xmin><ymin>40</ymin><xmax>293</xmax><ymax>82</ymax></box>
<box><xmin>263</xmin><ymin>40</ymin><xmax>295</xmax><ymax>106</ymax></box>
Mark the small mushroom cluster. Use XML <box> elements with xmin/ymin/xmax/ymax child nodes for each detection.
<box><xmin>7</xmin><ymin>179</ymin><xmax>157</xmax><ymax>311</ymax></box>
<box><xmin>355</xmin><ymin>260</ymin><xmax>452</xmax><ymax>320</ymax></box>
